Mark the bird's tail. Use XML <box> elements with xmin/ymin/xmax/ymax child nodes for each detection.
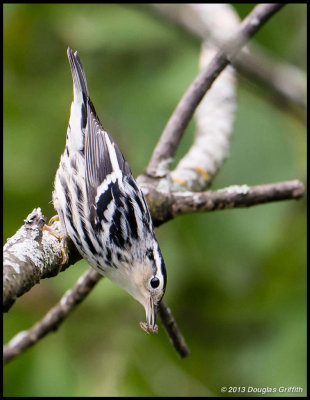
<box><xmin>65</xmin><ymin>47</ymin><xmax>90</xmax><ymax>154</ymax></box>
<box><xmin>67</xmin><ymin>47</ymin><xmax>89</xmax><ymax>103</ymax></box>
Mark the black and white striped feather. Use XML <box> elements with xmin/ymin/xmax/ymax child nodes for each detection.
<box><xmin>53</xmin><ymin>48</ymin><xmax>166</xmax><ymax>329</ymax></box>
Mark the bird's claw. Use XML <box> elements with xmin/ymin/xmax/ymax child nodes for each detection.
<box><xmin>43</xmin><ymin>224</ymin><xmax>68</xmax><ymax>273</ymax></box>
<box><xmin>48</xmin><ymin>214</ymin><xmax>60</xmax><ymax>225</ymax></box>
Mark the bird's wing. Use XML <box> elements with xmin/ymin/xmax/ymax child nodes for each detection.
<box><xmin>85</xmin><ymin>101</ymin><xmax>132</xmax><ymax>227</ymax></box>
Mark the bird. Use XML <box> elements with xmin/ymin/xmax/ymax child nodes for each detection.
<box><xmin>52</xmin><ymin>48</ymin><xmax>167</xmax><ymax>332</ymax></box>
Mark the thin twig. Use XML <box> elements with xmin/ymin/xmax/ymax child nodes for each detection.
<box><xmin>235</xmin><ymin>45</ymin><xmax>307</xmax><ymax>110</ymax></box>
<box><xmin>170</xmin><ymin>180</ymin><xmax>305</xmax><ymax>217</ymax></box>
<box><xmin>147</xmin><ymin>180</ymin><xmax>305</xmax><ymax>227</ymax></box>
<box><xmin>3</xmin><ymin>269</ymin><xmax>189</xmax><ymax>363</ymax></box>
<box><xmin>3</xmin><ymin>268</ymin><xmax>101</xmax><ymax>364</ymax></box>
<box><xmin>157</xmin><ymin>301</ymin><xmax>190</xmax><ymax>358</ymax></box>
<box><xmin>145</xmin><ymin>3</ymin><xmax>285</xmax><ymax>177</ymax></box>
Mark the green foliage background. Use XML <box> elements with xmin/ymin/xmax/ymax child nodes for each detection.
<box><xmin>3</xmin><ymin>4</ymin><xmax>306</xmax><ymax>397</ymax></box>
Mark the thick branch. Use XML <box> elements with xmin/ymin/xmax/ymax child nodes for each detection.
<box><xmin>3</xmin><ymin>208</ymin><xmax>80</xmax><ymax>312</ymax></box>
<box><xmin>145</xmin><ymin>4</ymin><xmax>285</xmax><ymax>177</ymax></box>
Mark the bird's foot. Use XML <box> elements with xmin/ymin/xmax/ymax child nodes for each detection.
<box><xmin>43</xmin><ymin>223</ymin><xmax>68</xmax><ymax>273</ymax></box>
<box><xmin>48</xmin><ymin>214</ymin><xmax>60</xmax><ymax>225</ymax></box>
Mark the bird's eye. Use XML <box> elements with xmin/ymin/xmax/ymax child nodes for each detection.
<box><xmin>150</xmin><ymin>277</ymin><xmax>160</xmax><ymax>289</ymax></box>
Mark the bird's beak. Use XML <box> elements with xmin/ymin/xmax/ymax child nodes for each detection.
<box><xmin>140</xmin><ymin>296</ymin><xmax>158</xmax><ymax>333</ymax></box>
<box><xmin>147</xmin><ymin>295</ymin><xmax>156</xmax><ymax>328</ymax></box>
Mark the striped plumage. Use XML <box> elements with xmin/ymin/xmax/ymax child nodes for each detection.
<box><xmin>53</xmin><ymin>48</ymin><xmax>166</xmax><ymax>331</ymax></box>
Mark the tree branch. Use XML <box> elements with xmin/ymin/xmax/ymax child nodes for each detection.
<box><xmin>157</xmin><ymin>301</ymin><xmax>190</xmax><ymax>358</ymax></box>
<box><xmin>235</xmin><ymin>44</ymin><xmax>307</xmax><ymax>111</ymax></box>
<box><xmin>145</xmin><ymin>4</ymin><xmax>285</xmax><ymax>178</ymax></box>
<box><xmin>147</xmin><ymin>180</ymin><xmax>305</xmax><ymax>227</ymax></box>
<box><xmin>170</xmin><ymin>180</ymin><xmax>305</xmax><ymax>218</ymax></box>
<box><xmin>143</xmin><ymin>4</ymin><xmax>306</xmax><ymax>111</ymax></box>
<box><xmin>3</xmin><ymin>208</ymin><xmax>80</xmax><ymax>312</ymax></box>
<box><xmin>3</xmin><ymin>268</ymin><xmax>101</xmax><ymax>364</ymax></box>
<box><xmin>170</xmin><ymin>45</ymin><xmax>236</xmax><ymax>192</ymax></box>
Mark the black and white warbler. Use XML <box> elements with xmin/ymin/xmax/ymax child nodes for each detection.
<box><xmin>52</xmin><ymin>48</ymin><xmax>167</xmax><ymax>332</ymax></box>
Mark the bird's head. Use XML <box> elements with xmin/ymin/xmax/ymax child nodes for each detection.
<box><xmin>131</xmin><ymin>254</ymin><xmax>166</xmax><ymax>333</ymax></box>
<box><xmin>107</xmin><ymin>243</ymin><xmax>166</xmax><ymax>333</ymax></box>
